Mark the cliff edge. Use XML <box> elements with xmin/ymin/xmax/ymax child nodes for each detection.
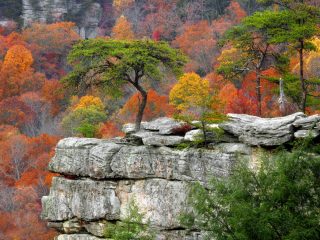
<box><xmin>41</xmin><ymin>112</ymin><xmax>320</xmax><ymax>240</ymax></box>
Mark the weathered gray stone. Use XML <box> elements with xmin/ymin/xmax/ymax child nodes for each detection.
<box><xmin>117</xmin><ymin>179</ymin><xmax>189</xmax><ymax>229</ymax></box>
<box><xmin>122</xmin><ymin>123</ymin><xmax>136</xmax><ymax>134</ymax></box>
<box><xmin>220</xmin><ymin>112</ymin><xmax>305</xmax><ymax>146</ymax></box>
<box><xmin>115</xmin><ymin>146</ymin><xmax>238</xmax><ymax>181</ymax></box>
<box><xmin>55</xmin><ymin>234</ymin><xmax>104</xmax><ymax>240</ymax></box>
<box><xmin>293</xmin><ymin>114</ymin><xmax>320</xmax><ymax>129</ymax></box>
<box><xmin>84</xmin><ymin>221</ymin><xmax>106</xmax><ymax>237</ymax></box>
<box><xmin>143</xmin><ymin>117</ymin><xmax>185</xmax><ymax>135</ymax></box>
<box><xmin>50</xmin><ymin>140</ymin><xmax>239</xmax><ymax>182</ymax></box>
<box><xmin>42</xmin><ymin>177</ymin><xmax>120</xmax><ymax>221</ymax></box>
<box><xmin>184</xmin><ymin>129</ymin><xmax>202</xmax><ymax>141</ymax></box>
<box><xmin>49</xmin><ymin>138</ymin><xmax>123</xmax><ymax>179</ymax></box>
<box><xmin>294</xmin><ymin>129</ymin><xmax>320</xmax><ymax>139</ymax></box>
<box><xmin>111</xmin><ymin>146</ymin><xmax>177</xmax><ymax>179</ymax></box>
<box><xmin>22</xmin><ymin>0</ymin><xmax>103</xmax><ymax>39</ymax></box>
<box><xmin>44</xmin><ymin>114</ymin><xmax>320</xmax><ymax>240</ymax></box>
<box><xmin>215</xmin><ymin>143</ymin><xmax>252</xmax><ymax>155</ymax></box>
<box><xmin>130</xmin><ymin>130</ymin><xmax>159</xmax><ymax>141</ymax></box>
<box><xmin>122</xmin><ymin>122</ymin><xmax>148</xmax><ymax>134</ymax></box>
<box><xmin>142</xmin><ymin>135</ymin><xmax>184</xmax><ymax>146</ymax></box>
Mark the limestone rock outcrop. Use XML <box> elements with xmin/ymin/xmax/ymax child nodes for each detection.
<box><xmin>22</xmin><ymin>0</ymin><xmax>104</xmax><ymax>39</ymax></box>
<box><xmin>42</xmin><ymin>113</ymin><xmax>320</xmax><ymax>240</ymax></box>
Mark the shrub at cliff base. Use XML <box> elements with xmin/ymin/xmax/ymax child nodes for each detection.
<box><xmin>104</xmin><ymin>199</ymin><xmax>155</xmax><ymax>240</ymax></box>
<box><xmin>181</xmin><ymin>139</ymin><xmax>320</xmax><ymax>240</ymax></box>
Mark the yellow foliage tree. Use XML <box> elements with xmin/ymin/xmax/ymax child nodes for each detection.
<box><xmin>170</xmin><ymin>72</ymin><xmax>225</xmax><ymax>146</ymax></box>
<box><xmin>112</xmin><ymin>16</ymin><xmax>135</xmax><ymax>40</ymax></box>
<box><xmin>2</xmin><ymin>45</ymin><xmax>33</xmax><ymax>72</ymax></box>
<box><xmin>73</xmin><ymin>95</ymin><xmax>104</xmax><ymax>111</ymax></box>
<box><xmin>169</xmin><ymin>72</ymin><xmax>211</xmax><ymax>112</ymax></box>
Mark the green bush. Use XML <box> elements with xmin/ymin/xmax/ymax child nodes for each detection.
<box><xmin>181</xmin><ymin>139</ymin><xmax>320</xmax><ymax>240</ymax></box>
<box><xmin>104</xmin><ymin>199</ymin><xmax>155</xmax><ymax>240</ymax></box>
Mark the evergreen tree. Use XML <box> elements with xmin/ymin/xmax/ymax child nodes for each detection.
<box><xmin>181</xmin><ymin>139</ymin><xmax>320</xmax><ymax>240</ymax></box>
<box><xmin>259</xmin><ymin>0</ymin><xmax>320</xmax><ymax>112</ymax></box>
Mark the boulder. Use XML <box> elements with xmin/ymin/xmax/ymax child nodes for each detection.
<box><xmin>42</xmin><ymin>177</ymin><xmax>120</xmax><ymax>221</ymax></box>
<box><xmin>143</xmin><ymin>117</ymin><xmax>185</xmax><ymax>135</ymax></box>
<box><xmin>220</xmin><ymin>112</ymin><xmax>305</xmax><ymax>146</ymax></box>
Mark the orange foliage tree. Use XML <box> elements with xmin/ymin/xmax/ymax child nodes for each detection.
<box><xmin>112</xmin><ymin>16</ymin><xmax>135</xmax><ymax>40</ymax></box>
<box><xmin>174</xmin><ymin>20</ymin><xmax>216</xmax><ymax>74</ymax></box>
<box><xmin>0</xmin><ymin>45</ymin><xmax>46</xmax><ymax>101</ymax></box>
<box><xmin>174</xmin><ymin>1</ymin><xmax>246</xmax><ymax>75</ymax></box>
<box><xmin>22</xmin><ymin>22</ymin><xmax>80</xmax><ymax>78</ymax></box>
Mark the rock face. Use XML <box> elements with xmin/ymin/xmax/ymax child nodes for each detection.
<box><xmin>22</xmin><ymin>0</ymin><xmax>105</xmax><ymax>39</ymax></box>
<box><xmin>42</xmin><ymin>113</ymin><xmax>320</xmax><ymax>240</ymax></box>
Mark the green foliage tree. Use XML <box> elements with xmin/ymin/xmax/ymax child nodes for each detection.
<box><xmin>181</xmin><ymin>139</ymin><xmax>320</xmax><ymax>240</ymax></box>
<box><xmin>63</xmin><ymin>39</ymin><xmax>186</xmax><ymax>131</ymax></box>
<box><xmin>218</xmin><ymin>10</ymin><xmax>290</xmax><ymax>116</ymax></box>
<box><xmin>104</xmin><ymin>199</ymin><xmax>155</xmax><ymax>240</ymax></box>
<box><xmin>258</xmin><ymin>0</ymin><xmax>320</xmax><ymax>112</ymax></box>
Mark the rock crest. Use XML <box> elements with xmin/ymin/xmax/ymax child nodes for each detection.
<box><xmin>42</xmin><ymin>113</ymin><xmax>320</xmax><ymax>239</ymax></box>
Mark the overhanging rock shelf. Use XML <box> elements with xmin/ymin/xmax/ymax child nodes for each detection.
<box><xmin>42</xmin><ymin>112</ymin><xmax>320</xmax><ymax>240</ymax></box>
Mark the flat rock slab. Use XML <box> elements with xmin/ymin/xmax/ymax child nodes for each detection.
<box><xmin>293</xmin><ymin>114</ymin><xmax>320</xmax><ymax>129</ymax></box>
<box><xmin>42</xmin><ymin>177</ymin><xmax>120</xmax><ymax>221</ymax></box>
<box><xmin>143</xmin><ymin>117</ymin><xmax>185</xmax><ymax>135</ymax></box>
<box><xmin>220</xmin><ymin>112</ymin><xmax>305</xmax><ymax>146</ymax></box>
<box><xmin>142</xmin><ymin>135</ymin><xmax>184</xmax><ymax>146</ymax></box>
<box><xmin>49</xmin><ymin>139</ymin><xmax>240</xmax><ymax>183</ymax></box>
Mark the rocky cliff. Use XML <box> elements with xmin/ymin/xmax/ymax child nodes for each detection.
<box><xmin>22</xmin><ymin>0</ymin><xmax>113</xmax><ymax>38</ymax></box>
<box><xmin>41</xmin><ymin>112</ymin><xmax>320</xmax><ymax>240</ymax></box>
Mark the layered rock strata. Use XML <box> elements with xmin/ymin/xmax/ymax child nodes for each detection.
<box><xmin>42</xmin><ymin>113</ymin><xmax>320</xmax><ymax>240</ymax></box>
<box><xmin>22</xmin><ymin>0</ymin><xmax>104</xmax><ymax>39</ymax></box>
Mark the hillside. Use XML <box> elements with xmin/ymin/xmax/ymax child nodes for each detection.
<box><xmin>0</xmin><ymin>1</ymin><xmax>319</xmax><ymax>239</ymax></box>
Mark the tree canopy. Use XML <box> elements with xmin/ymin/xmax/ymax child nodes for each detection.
<box><xmin>64</xmin><ymin>39</ymin><xmax>186</xmax><ymax>130</ymax></box>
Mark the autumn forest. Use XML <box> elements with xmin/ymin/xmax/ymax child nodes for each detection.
<box><xmin>0</xmin><ymin>0</ymin><xmax>320</xmax><ymax>239</ymax></box>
